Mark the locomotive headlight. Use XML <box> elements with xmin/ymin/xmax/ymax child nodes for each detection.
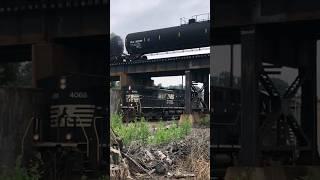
<box><xmin>65</xmin><ymin>133</ymin><xmax>72</xmax><ymax>140</ymax></box>
<box><xmin>130</xmin><ymin>103</ymin><xmax>133</xmax><ymax>106</ymax></box>
<box><xmin>60</xmin><ymin>77</ymin><xmax>67</xmax><ymax>89</ymax></box>
<box><xmin>33</xmin><ymin>134</ymin><xmax>39</xmax><ymax>141</ymax></box>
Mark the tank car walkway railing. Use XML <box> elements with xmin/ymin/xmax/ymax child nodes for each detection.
<box><xmin>180</xmin><ymin>13</ymin><xmax>210</xmax><ymax>25</ymax></box>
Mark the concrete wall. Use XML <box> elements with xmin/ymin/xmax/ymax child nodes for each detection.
<box><xmin>110</xmin><ymin>88</ymin><xmax>121</xmax><ymax>115</ymax></box>
<box><xmin>0</xmin><ymin>88</ymin><xmax>45</xmax><ymax>168</ymax></box>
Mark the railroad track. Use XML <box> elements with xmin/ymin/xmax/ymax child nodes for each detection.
<box><xmin>110</xmin><ymin>53</ymin><xmax>210</xmax><ymax>66</ymax></box>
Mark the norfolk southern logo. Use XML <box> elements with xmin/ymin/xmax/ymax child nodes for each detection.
<box><xmin>50</xmin><ymin>105</ymin><xmax>95</xmax><ymax>127</ymax></box>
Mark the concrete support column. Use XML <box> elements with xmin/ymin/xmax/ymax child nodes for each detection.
<box><xmin>120</xmin><ymin>73</ymin><xmax>132</xmax><ymax>90</ymax></box>
<box><xmin>204</xmin><ymin>74</ymin><xmax>210</xmax><ymax>111</ymax></box>
<box><xmin>119</xmin><ymin>74</ymin><xmax>154</xmax><ymax>90</ymax></box>
<box><xmin>239</xmin><ymin>26</ymin><xmax>262</xmax><ymax>166</ymax></box>
<box><xmin>185</xmin><ymin>70</ymin><xmax>192</xmax><ymax>114</ymax></box>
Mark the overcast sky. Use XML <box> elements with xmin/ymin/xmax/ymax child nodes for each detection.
<box><xmin>110</xmin><ymin>0</ymin><xmax>210</xmax><ymax>87</ymax></box>
<box><xmin>111</xmin><ymin>0</ymin><xmax>210</xmax><ymax>44</ymax></box>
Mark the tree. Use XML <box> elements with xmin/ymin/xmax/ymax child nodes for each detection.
<box><xmin>0</xmin><ymin>62</ymin><xmax>32</xmax><ymax>87</ymax></box>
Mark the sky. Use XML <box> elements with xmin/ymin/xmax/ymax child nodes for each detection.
<box><xmin>110</xmin><ymin>0</ymin><xmax>210</xmax><ymax>87</ymax></box>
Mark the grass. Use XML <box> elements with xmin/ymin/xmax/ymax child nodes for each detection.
<box><xmin>111</xmin><ymin>113</ymin><xmax>150</xmax><ymax>145</ymax></box>
<box><xmin>198</xmin><ymin>114</ymin><xmax>210</xmax><ymax>127</ymax></box>
<box><xmin>0</xmin><ymin>155</ymin><xmax>42</xmax><ymax>180</ymax></box>
<box><xmin>111</xmin><ymin>113</ymin><xmax>192</xmax><ymax>145</ymax></box>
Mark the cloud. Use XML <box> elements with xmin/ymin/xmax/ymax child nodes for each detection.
<box><xmin>111</xmin><ymin>0</ymin><xmax>210</xmax><ymax>41</ymax></box>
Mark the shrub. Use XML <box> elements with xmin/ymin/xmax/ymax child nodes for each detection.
<box><xmin>0</xmin><ymin>155</ymin><xmax>42</xmax><ymax>180</ymax></box>
<box><xmin>199</xmin><ymin>114</ymin><xmax>210</xmax><ymax>127</ymax></box>
<box><xmin>111</xmin><ymin>113</ymin><xmax>192</xmax><ymax>145</ymax></box>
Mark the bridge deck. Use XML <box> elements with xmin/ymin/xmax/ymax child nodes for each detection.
<box><xmin>110</xmin><ymin>54</ymin><xmax>210</xmax><ymax>77</ymax></box>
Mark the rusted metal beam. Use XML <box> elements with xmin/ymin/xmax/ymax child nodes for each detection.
<box><xmin>214</xmin><ymin>0</ymin><xmax>320</xmax><ymax>28</ymax></box>
<box><xmin>110</xmin><ymin>54</ymin><xmax>209</xmax><ymax>77</ymax></box>
<box><xmin>0</xmin><ymin>4</ymin><xmax>106</xmax><ymax>46</ymax></box>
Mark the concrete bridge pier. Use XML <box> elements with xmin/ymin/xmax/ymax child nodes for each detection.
<box><xmin>119</xmin><ymin>73</ymin><xmax>154</xmax><ymax>90</ymax></box>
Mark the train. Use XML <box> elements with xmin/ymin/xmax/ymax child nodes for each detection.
<box><xmin>32</xmin><ymin>75</ymin><xmax>107</xmax><ymax>179</ymax></box>
<box><xmin>120</xmin><ymin>85</ymin><xmax>206</xmax><ymax>122</ymax></box>
<box><xmin>110</xmin><ymin>15</ymin><xmax>210</xmax><ymax>62</ymax></box>
<box><xmin>110</xmin><ymin>15</ymin><xmax>210</xmax><ymax>121</ymax></box>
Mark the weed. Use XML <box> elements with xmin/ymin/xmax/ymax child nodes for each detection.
<box><xmin>0</xmin><ymin>155</ymin><xmax>42</xmax><ymax>180</ymax></box>
<box><xmin>180</xmin><ymin>117</ymin><xmax>192</xmax><ymax>135</ymax></box>
<box><xmin>199</xmin><ymin>114</ymin><xmax>210</xmax><ymax>127</ymax></box>
<box><xmin>111</xmin><ymin>113</ymin><xmax>192</xmax><ymax>145</ymax></box>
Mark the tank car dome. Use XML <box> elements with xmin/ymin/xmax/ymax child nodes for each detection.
<box><xmin>110</xmin><ymin>33</ymin><xmax>124</xmax><ymax>57</ymax></box>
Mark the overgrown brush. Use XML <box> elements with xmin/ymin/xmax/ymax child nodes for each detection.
<box><xmin>199</xmin><ymin>114</ymin><xmax>210</xmax><ymax>127</ymax></box>
<box><xmin>0</xmin><ymin>155</ymin><xmax>42</xmax><ymax>180</ymax></box>
<box><xmin>111</xmin><ymin>113</ymin><xmax>192</xmax><ymax>145</ymax></box>
<box><xmin>176</xmin><ymin>129</ymin><xmax>210</xmax><ymax>179</ymax></box>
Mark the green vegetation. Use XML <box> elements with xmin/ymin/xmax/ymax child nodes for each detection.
<box><xmin>111</xmin><ymin>113</ymin><xmax>192</xmax><ymax>145</ymax></box>
<box><xmin>0</xmin><ymin>155</ymin><xmax>42</xmax><ymax>180</ymax></box>
<box><xmin>198</xmin><ymin>114</ymin><xmax>210</xmax><ymax>127</ymax></box>
<box><xmin>111</xmin><ymin>113</ymin><xmax>150</xmax><ymax>145</ymax></box>
<box><xmin>148</xmin><ymin>119</ymin><xmax>191</xmax><ymax>145</ymax></box>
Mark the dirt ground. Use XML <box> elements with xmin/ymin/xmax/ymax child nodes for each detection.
<box><xmin>121</xmin><ymin>127</ymin><xmax>210</xmax><ymax>180</ymax></box>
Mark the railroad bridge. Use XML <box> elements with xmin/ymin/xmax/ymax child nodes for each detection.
<box><xmin>0</xmin><ymin>0</ymin><xmax>107</xmax><ymax>170</ymax></box>
<box><xmin>110</xmin><ymin>54</ymin><xmax>210</xmax><ymax>114</ymax></box>
<box><xmin>0</xmin><ymin>0</ymin><xmax>107</xmax><ymax>86</ymax></box>
<box><xmin>213</xmin><ymin>0</ymin><xmax>320</xmax><ymax>178</ymax></box>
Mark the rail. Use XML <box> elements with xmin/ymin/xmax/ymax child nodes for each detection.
<box><xmin>110</xmin><ymin>53</ymin><xmax>210</xmax><ymax>66</ymax></box>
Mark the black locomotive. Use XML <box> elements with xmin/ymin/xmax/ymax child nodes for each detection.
<box><xmin>32</xmin><ymin>75</ymin><xmax>107</xmax><ymax>179</ymax></box>
<box><xmin>120</xmin><ymin>85</ymin><xmax>206</xmax><ymax>122</ymax></box>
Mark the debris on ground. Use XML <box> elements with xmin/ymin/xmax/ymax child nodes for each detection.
<box><xmin>110</xmin><ymin>127</ymin><xmax>210</xmax><ymax>179</ymax></box>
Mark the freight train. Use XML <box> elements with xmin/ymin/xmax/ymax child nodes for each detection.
<box><xmin>121</xmin><ymin>85</ymin><xmax>205</xmax><ymax>122</ymax></box>
<box><xmin>110</xmin><ymin>15</ymin><xmax>210</xmax><ymax>121</ymax></box>
<box><xmin>31</xmin><ymin>75</ymin><xmax>107</xmax><ymax>179</ymax></box>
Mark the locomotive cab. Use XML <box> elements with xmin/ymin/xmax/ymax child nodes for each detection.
<box><xmin>32</xmin><ymin>75</ymin><xmax>107</xmax><ymax>177</ymax></box>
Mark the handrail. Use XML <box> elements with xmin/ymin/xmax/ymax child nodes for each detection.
<box><xmin>21</xmin><ymin>116</ymin><xmax>34</xmax><ymax>156</ymax></box>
